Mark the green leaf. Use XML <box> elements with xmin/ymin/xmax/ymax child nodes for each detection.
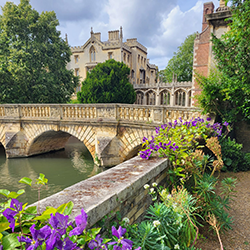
<box><xmin>19</xmin><ymin>177</ymin><xmax>32</xmax><ymax>187</ymax></box>
<box><xmin>7</xmin><ymin>189</ymin><xmax>25</xmax><ymax>199</ymax></box>
<box><xmin>0</xmin><ymin>222</ymin><xmax>10</xmax><ymax>233</ymax></box>
<box><xmin>2</xmin><ymin>233</ymin><xmax>20</xmax><ymax>250</ymax></box>
<box><xmin>64</xmin><ymin>201</ymin><xmax>74</xmax><ymax>216</ymax></box>
<box><xmin>34</xmin><ymin>207</ymin><xmax>56</xmax><ymax>221</ymax></box>
<box><xmin>0</xmin><ymin>189</ymin><xmax>10</xmax><ymax>198</ymax></box>
<box><xmin>36</xmin><ymin>173</ymin><xmax>48</xmax><ymax>185</ymax></box>
<box><xmin>56</xmin><ymin>203</ymin><xmax>68</xmax><ymax>214</ymax></box>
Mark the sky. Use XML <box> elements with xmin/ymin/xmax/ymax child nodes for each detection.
<box><xmin>0</xmin><ymin>0</ymin><xmax>220</xmax><ymax>70</ymax></box>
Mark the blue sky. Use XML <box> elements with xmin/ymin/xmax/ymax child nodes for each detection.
<box><xmin>0</xmin><ymin>0</ymin><xmax>220</xmax><ymax>70</ymax></box>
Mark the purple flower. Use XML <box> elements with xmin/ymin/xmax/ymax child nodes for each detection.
<box><xmin>10</xmin><ymin>198</ymin><xmax>23</xmax><ymax>212</ymax></box>
<box><xmin>223</xmin><ymin>121</ymin><xmax>229</xmax><ymax>126</ymax></box>
<box><xmin>88</xmin><ymin>234</ymin><xmax>108</xmax><ymax>250</ymax></box>
<box><xmin>3</xmin><ymin>208</ymin><xmax>17</xmax><ymax>232</ymax></box>
<box><xmin>17</xmin><ymin>236</ymin><xmax>33</xmax><ymax>249</ymax></box>
<box><xmin>63</xmin><ymin>237</ymin><xmax>78</xmax><ymax>250</ymax></box>
<box><xmin>3</xmin><ymin>199</ymin><xmax>23</xmax><ymax>232</ymax></box>
<box><xmin>45</xmin><ymin>230</ymin><xmax>63</xmax><ymax>250</ymax></box>
<box><xmin>108</xmin><ymin>226</ymin><xmax>133</xmax><ymax>250</ymax></box>
<box><xmin>206</xmin><ymin>117</ymin><xmax>211</xmax><ymax>121</ymax></box>
<box><xmin>49</xmin><ymin>212</ymin><xmax>69</xmax><ymax>235</ymax></box>
<box><xmin>69</xmin><ymin>209</ymin><xmax>88</xmax><ymax>236</ymax></box>
<box><xmin>18</xmin><ymin>224</ymin><xmax>51</xmax><ymax>250</ymax></box>
<box><xmin>139</xmin><ymin>149</ymin><xmax>152</xmax><ymax>160</ymax></box>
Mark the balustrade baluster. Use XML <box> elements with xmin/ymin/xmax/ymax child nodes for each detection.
<box><xmin>144</xmin><ymin>109</ymin><xmax>149</xmax><ymax>121</ymax></box>
<box><xmin>80</xmin><ymin>107</ymin><xmax>84</xmax><ymax>118</ymax></box>
<box><xmin>86</xmin><ymin>107</ymin><xmax>89</xmax><ymax>118</ymax></box>
<box><xmin>139</xmin><ymin>108</ymin><xmax>143</xmax><ymax>121</ymax></box>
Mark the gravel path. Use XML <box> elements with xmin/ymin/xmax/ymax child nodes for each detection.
<box><xmin>196</xmin><ymin>171</ymin><xmax>250</xmax><ymax>250</ymax></box>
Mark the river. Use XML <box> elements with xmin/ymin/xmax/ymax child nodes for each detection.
<box><xmin>0</xmin><ymin>137</ymin><xmax>104</xmax><ymax>205</ymax></box>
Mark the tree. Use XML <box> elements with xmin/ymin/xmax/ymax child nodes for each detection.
<box><xmin>77</xmin><ymin>59</ymin><xmax>136</xmax><ymax>104</ymax></box>
<box><xmin>198</xmin><ymin>0</ymin><xmax>250</xmax><ymax>123</ymax></box>
<box><xmin>160</xmin><ymin>33</ymin><xmax>196</xmax><ymax>82</ymax></box>
<box><xmin>0</xmin><ymin>0</ymin><xmax>79</xmax><ymax>103</ymax></box>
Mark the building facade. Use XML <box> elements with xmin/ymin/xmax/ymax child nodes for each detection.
<box><xmin>134</xmin><ymin>78</ymin><xmax>192</xmax><ymax>107</ymax></box>
<box><xmin>67</xmin><ymin>27</ymin><xmax>158</xmax><ymax>97</ymax></box>
<box><xmin>192</xmin><ymin>0</ymin><xmax>231</xmax><ymax>105</ymax></box>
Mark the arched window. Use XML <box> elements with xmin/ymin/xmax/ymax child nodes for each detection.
<box><xmin>136</xmin><ymin>91</ymin><xmax>144</xmax><ymax>105</ymax></box>
<box><xmin>146</xmin><ymin>91</ymin><xmax>156</xmax><ymax>105</ymax></box>
<box><xmin>90</xmin><ymin>46</ymin><xmax>96</xmax><ymax>62</ymax></box>
<box><xmin>160</xmin><ymin>91</ymin><xmax>170</xmax><ymax>105</ymax></box>
<box><xmin>188</xmin><ymin>91</ymin><xmax>192</xmax><ymax>107</ymax></box>
<box><xmin>175</xmin><ymin>90</ymin><xmax>186</xmax><ymax>106</ymax></box>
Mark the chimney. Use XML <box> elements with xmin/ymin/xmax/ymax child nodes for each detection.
<box><xmin>202</xmin><ymin>2</ymin><xmax>215</xmax><ymax>31</ymax></box>
<box><xmin>108</xmin><ymin>30</ymin><xmax>119</xmax><ymax>41</ymax></box>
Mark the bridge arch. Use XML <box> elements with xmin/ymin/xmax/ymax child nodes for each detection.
<box><xmin>24</xmin><ymin>123</ymin><xmax>96</xmax><ymax>160</ymax></box>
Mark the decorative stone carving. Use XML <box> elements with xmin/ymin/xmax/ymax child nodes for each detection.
<box><xmin>50</xmin><ymin>107</ymin><xmax>61</xmax><ymax>119</ymax></box>
<box><xmin>4</xmin><ymin>106</ymin><xmax>19</xmax><ymax>118</ymax></box>
<box><xmin>97</xmin><ymin>107</ymin><xmax>115</xmax><ymax>118</ymax></box>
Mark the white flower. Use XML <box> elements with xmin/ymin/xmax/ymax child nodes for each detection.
<box><xmin>153</xmin><ymin>220</ymin><xmax>161</xmax><ymax>227</ymax></box>
<box><xmin>144</xmin><ymin>184</ymin><xmax>150</xmax><ymax>189</ymax></box>
<box><xmin>152</xmin><ymin>182</ymin><xmax>158</xmax><ymax>187</ymax></box>
<box><xmin>122</xmin><ymin>217</ymin><xmax>130</xmax><ymax>224</ymax></box>
<box><xmin>167</xmin><ymin>194</ymin><xmax>171</xmax><ymax>200</ymax></box>
<box><xmin>174</xmin><ymin>244</ymin><xmax>180</xmax><ymax>249</ymax></box>
<box><xmin>172</xmin><ymin>202</ymin><xmax>177</xmax><ymax>209</ymax></box>
<box><xmin>150</xmin><ymin>188</ymin><xmax>154</xmax><ymax>193</ymax></box>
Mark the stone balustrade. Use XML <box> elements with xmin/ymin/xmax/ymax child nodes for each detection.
<box><xmin>0</xmin><ymin>104</ymin><xmax>202</xmax><ymax>124</ymax></box>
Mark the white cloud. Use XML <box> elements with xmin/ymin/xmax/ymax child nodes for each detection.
<box><xmin>0</xmin><ymin>0</ymin><xmax>220</xmax><ymax>70</ymax></box>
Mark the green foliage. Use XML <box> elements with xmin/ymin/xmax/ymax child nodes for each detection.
<box><xmin>0</xmin><ymin>0</ymin><xmax>79</xmax><ymax>104</ymax></box>
<box><xmin>198</xmin><ymin>0</ymin><xmax>250</xmax><ymax>122</ymax></box>
<box><xmin>77</xmin><ymin>59</ymin><xmax>136</xmax><ymax>104</ymax></box>
<box><xmin>159</xmin><ymin>33</ymin><xmax>196</xmax><ymax>82</ymax></box>
<box><xmin>196</xmin><ymin>69</ymin><xmax>238</xmax><ymax>124</ymax></box>
<box><xmin>132</xmin><ymin>187</ymin><xmax>200</xmax><ymax>250</ymax></box>
<box><xmin>219</xmin><ymin>136</ymin><xmax>250</xmax><ymax>171</ymax></box>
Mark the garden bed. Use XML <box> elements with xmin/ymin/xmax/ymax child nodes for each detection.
<box><xmin>196</xmin><ymin>171</ymin><xmax>250</xmax><ymax>250</ymax></box>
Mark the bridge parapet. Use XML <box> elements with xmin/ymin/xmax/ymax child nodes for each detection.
<box><xmin>0</xmin><ymin>104</ymin><xmax>204</xmax><ymax>166</ymax></box>
<box><xmin>0</xmin><ymin>104</ymin><xmax>202</xmax><ymax>124</ymax></box>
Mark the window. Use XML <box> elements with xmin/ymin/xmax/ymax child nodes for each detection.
<box><xmin>127</xmin><ymin>55</ymin><xmax>130</xmax><ymax>63</ymax></box>
<box><xmin>123</xmin><ymin>52</ymin><xmax>126</xmax><ymax>62</ymax></box>
<box><xmin>138</xmin><ymin>55</ymin><xmax>140</xmax><ymax>63</ymax></box>
<box><xmin>131</xmin><ymin>70</ymin><xmax>135</xmax><ymax>79</ymax></box>
<box><xmin>141</xmin><ymin>56</ymin><xmax>143</xmax><ymax>64</ymax></box>
<box><xmin>90</xmin><ymin>46</ymin><xmax>96</xmax><ymax>62</ymax></box>
<box><xmin>75</xmin><ymin>68</ymin><xmax>79</xmax><ymax>76</ymax></box>
<box><xmin>175</xmin><ymin>90</ymin><xmax>186</xmax><ymax>106</ymax></box>
<box><xmin>74</xmin><ymin>55</ymin><xmax>79</xmax><ymax>63</ymax></box>
<box><xmin>108</xmin><ymin>52</ymin><xmax>113</xmax><ymax>59</ymax></box>
<box><xmin>161</xmin><ymin>91</ymin><xmax>170</xmax><ymax>105</ymax></box>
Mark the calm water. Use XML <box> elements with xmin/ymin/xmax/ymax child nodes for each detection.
<box><xmin>0</xmin><ymin>137</ymin><xmax>103</xmax><ymax>205</ymax></box>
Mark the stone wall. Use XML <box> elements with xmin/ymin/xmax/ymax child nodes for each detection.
<box><xmin>31</xmin><ymin>156</ymin><xmax>170</xmax><ymax>227</ymax></box>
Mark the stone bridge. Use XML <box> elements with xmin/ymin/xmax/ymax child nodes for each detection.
<box><xmin>0</xmin><ymin>104</ymin><xmax>202</xmax><ymax>167</ymax></box>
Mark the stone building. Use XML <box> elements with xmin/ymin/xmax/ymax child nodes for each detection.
<box><xmin>192</xmin><ymin>0</ymin><xmax>231</xmax><ymax>105</ymax></box>
<box><xmin>67</xmin><ymin>27</ymin><xmax>158</xmax><ymax>97</ymax></box>
<box><xmin>134</xmin><ymin>77</ymin><xmax>192</xmax><ymax>107</ymax></box>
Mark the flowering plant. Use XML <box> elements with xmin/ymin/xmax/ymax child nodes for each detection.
<box><xmin>0</xmin><ymin>197</ymin><xmax>141</xmax><ymax>250</ymax></box>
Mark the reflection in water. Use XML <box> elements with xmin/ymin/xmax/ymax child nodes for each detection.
<box><xmin>0</xmin><ymin>137</ymin><xmax>103</xmax><ymax>204</ymax></box>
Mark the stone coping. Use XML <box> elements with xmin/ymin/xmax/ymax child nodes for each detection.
<box><xmin>31</xmin><ymin>156</ymin><xmax>169</xmax><ymax>227</ymax></box>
